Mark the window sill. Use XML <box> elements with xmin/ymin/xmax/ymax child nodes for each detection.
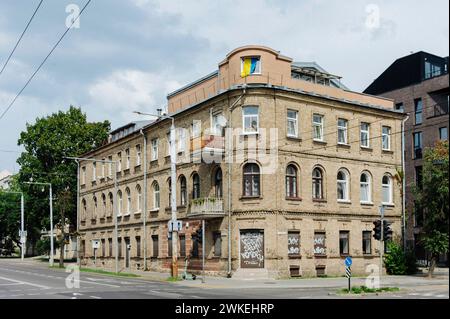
<box><xmin>340</xmin><ymin>254</ymin><xmax>350</xmax><ymax>257</ymax></box>
<box><xmin>337</xmin><ymin>200</ymin><xmax>351</xmax><ymax>204</ymax></box>
<box><xmin>240</xmin><ymin>196</ymin><xmax>262</xmax><ymax>200</ymax></box>
<box><xmin>240</xmin><ymin>132</ymin><xmax>259</xmax><ymax>137</ymax></box>
<box><xmin>360</xmin><ymin>201</ymin><xmax>374</xmax><ymax>206</ymax></box>
<box><xmin>360</xmin><ymin>146</ymin><xmax>373</xmax><ymax>151</ymax></box>
<box><xmin>123</xmin><ymin>168</ymin><xmax>130</xmax><ymax>174</ymax></box>
<box><xmin>382</xmin><ymin>149</ymin><xmax>394</xmax><ymax>154</ymax></box>
<box><xmin>286</xmin><ymin>136</ymin><xmax>301</xmax><ymax>141</ymax></box>
<box><xmin>286</xmin><ymin>197</ymin><xmax>302</xmax><ymax>201</ymax></box>
<box><xmin>288</xmin><ymin>255</ymin><xmax>302</xmax><ymax>259</ymax></box>
<box><xmin>313</xmin><ymin>139</ymin><xmax>326</xmax><ymax>144</ymax></box>
<box><xmin>134</xmin><ymin>211</ymin><xmax>142</xmax><ymax>215</ymax></box>
<box><xmin>314</xmin><ymin>254</ymin><xmax>327</xmax><ymax>258</ymax></box>
<box><xmin>382</xmin><ymin>203</ymin><xmax>395</xmax><ymax>207</ymax></box>
<box><xmin>312</xmin><ymin>198</ymin><xmax>327</xmax><ymax>203</ymax></box>
<box><xmin>337</xmin><ymin>143</ymin><xmax>351</xmax><ymax>148</ymax></box>
<box><xmin>150</xmin><ymin>208</ymin><xmax>160</xmax><ymax>212</ymax></box>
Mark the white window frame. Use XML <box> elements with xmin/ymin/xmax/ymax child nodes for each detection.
<box><xmin>177</xmin><ymin>128</ymin><xmax>186</xmax><ymax>152</ymax></box>
<box><xmin>192</xmin><ymin>120</ymin><xmax>201</xmax><ymax>138</ymax></box>
<box><xmin>287</xmin><ymin>109</ymin><xmax>298</xmax><ymax>138</ymax></box>
<box><xmin>240</xmin><ymin>56</ymin><xmax>261</xmax><ymax>75</ymax></box>
<box><xmin>166</xmin><ymin>133</ymin><xmax>171</xmax><ymax>156</ymax></box>
<box><xmin>125</xmin><ymin>149</ymin><xmax>130</xmax><ymax>169</ymax></box>
<box><xmin>382</xmin><ymin>126</ymin><xmax>391</xmax><ymax>151</ymax></box>
<box><xmin>81</xmin><ymin>166</ymin><xmax>86</xmax><ymax>185</ymax></box>
<box><xmin>337</xmin><ymin>169</ymin><xmax>350</xmax><ymax>202</ymax></box>
<box><xmin>153</xmin><ymin>182</ymin><xmax>160</xmax><ymax>210</ymax></box>
<box><xmin>101</xmin><ymin>159</ymin><xmax>105</xmax><ymax>178</ymax></box>
<box><xmin>360</xmin><ymin>122</ymin><xmax>370</xmax><ymax>148</ymax></box>
<box><xmin>242</xmin><ymin>106</ymin><xmax>259</xmax><ymax>135</ymax></box>
<box><xmin>136</xmin><ymin>145</ymin><xmax>141</xmax><ymax>166</ymax></box>
<box><xmin>108</xmin><ymin>156</ymin><xmax>112</xmax><ymax>177</ymax></box>
<box><xmin>382</xmin><ymin>175</ymin><xmax>393</xmax><ymax>205</ymax></box>
<box><xmin>136</xmin><ymin>185</ymin><xmax>142</xmax><ymax>213</ymax></box>
<box><xmin>313</xmin><ymin>114</ymin><xmax>324</xmax><ymax>141</ymax></box>
<box><xmin>125</xmin><ymin>188</ymin><xmax>131</xmax><ymax>215</ymax></box>
<box><xmin>92</xmin><ymin>162</ymin><xmax>96</xmax><ymax>181</ymax></box>
<box><xmin>117</xmin><ymin>152</ymin><xmax>122</xmax><ymax>172</ymax></box>
<box><xmin>151</xmin><ymin>138</ymin><xmax>158</xmax><ymax>161</ymax></box>
<box><xmin>117</xmin><ymin>191</ymin><xmax>123</xmax><ymax>217</ymax></box>
<box><xmin>360</xmin><ymin>172</ymin><xmax>372</xmax><ymax>204</ymax></box>
<box><xmin>211</xmin><ymin>112</ymin><xmax>223</xmax><ymax>136</ymax></box>
<box><xmin>337</xmin><ymin>118</ymin><xmax>348</xmax><ymax>145</ymax></box>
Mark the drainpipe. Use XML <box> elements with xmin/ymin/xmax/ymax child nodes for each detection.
<box><xmin>401</xmin><ymin>114</ymin><xmax>409</xmax><ymax>251</ymax></box>
<box><xmin>226</xmin><ymin>88</ymin><xmax>246</xmax><ymax>278</ymax></box>
<box><xmin>140</xmin><ymin>129</ymin><xmax>148</xmax><ymax>270</ymax></box>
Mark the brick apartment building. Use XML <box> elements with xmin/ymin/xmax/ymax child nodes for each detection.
<box><xmin>364</xmin><ymin>51</ymin><xmax>449</xmax><ymax>265</ymax></box>
<box><xmin>78</xmin><ymin>45</ymin><xmax>404</xmax><ymax>278</ymax></box>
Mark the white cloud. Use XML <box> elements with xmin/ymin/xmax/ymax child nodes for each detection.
<box><xmin>87</xmin><ymin>69</ymin><xmax>181</xmax><ymax>121</ymax></box>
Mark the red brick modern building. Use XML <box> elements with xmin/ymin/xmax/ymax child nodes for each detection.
<box><xmin>365</xmin><ymin>51</ymin><xmax>449</xmax><ymax>265</ymax></box>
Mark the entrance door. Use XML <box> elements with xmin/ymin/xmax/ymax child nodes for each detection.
<box><xmin>240</xmin><ymin>230</ymin><xmax>264</xmax><ymax>268</ymax></box>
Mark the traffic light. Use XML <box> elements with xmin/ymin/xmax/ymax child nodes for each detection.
<box><xmin>383</xmin><ymin>220</ymin><xmax>393</xmax><ymax>241</ymax></box>
<box><xmin>372</xmin><ymin>220</ymin><xmax>382</xmax><ymax>240</ymax></box>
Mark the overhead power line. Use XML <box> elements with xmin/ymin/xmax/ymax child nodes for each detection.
<box><xmin>0</xmin><ymin>0</ymin><xmax>92</xmax><ymax>121</ymax></box>
<box><xmin>0</xmin><ymin>0</ymin><xmax>44</xmax><ymax>77</ymax></box>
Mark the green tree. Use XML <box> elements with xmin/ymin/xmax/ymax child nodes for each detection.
<box><xmin>11</xmin><ymin>106</ymin><xmax>110</xmax><ymax>254</ymax></box>
<box><xmin>413</xmin><ymin>140</ymin><xmax>449</xmax><ymax>277</ymax></box>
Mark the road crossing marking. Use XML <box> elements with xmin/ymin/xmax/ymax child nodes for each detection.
<box><xmin>0</xmin><ymin>275</ymin><xmax>49</xmax><ymax>289</ymax></box>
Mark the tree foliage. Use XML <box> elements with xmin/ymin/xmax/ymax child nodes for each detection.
<box><xmin>1</xmin><ymin>106</ymin><xmax>110</xmax><ymax>252</ymax></box>
<box><xmin>413</xmin><ymin>140</ymin><xmax>449</xmax><ymax>277</ymax></box>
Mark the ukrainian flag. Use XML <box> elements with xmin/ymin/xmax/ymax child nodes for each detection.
<box><xmin>241</xmin><ymin>57</ymin><xmax>259</xmax><ymax>77</ymax></box>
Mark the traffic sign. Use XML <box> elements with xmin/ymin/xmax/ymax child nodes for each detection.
<box><xmin>344</xmin><ymin>256</ymin><xmax>352</xmax><ymax>267</ymax></box>
<box><xmin>19</xmin><ymin>230</ymin><xmax>27</xmax><ymax>237</ymax></box>
<box><xmin>345</xmin><ymin>267</ymin><xmax>351</xmax><ymax>278</ymax></box>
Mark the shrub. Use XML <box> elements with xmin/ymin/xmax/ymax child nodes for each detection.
<box><xmin>384</xmin><ymin>241</ymin><xmax>417</xmax><ymax>275</ymax></box>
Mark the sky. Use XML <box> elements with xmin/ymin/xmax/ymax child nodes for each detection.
<box><xmin>0</xmin><ymin>0</ymin><xmax>448</xmax><ymax>173</ymax></box>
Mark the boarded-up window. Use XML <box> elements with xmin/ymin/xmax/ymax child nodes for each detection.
<box><xmin>290</xmin><ymin>265</ymin><xmax>300</xmax><ymax>277</ymax></box>
<box><xmin>213</xmin><ymin>232</ymin><xmax>221</xmax><ymax>257</ymax></box>
<box><xmin>288</xmin><ymin>231</ymin><xmax>300</xmax><ymax>257</ymax></box>
<box><xmin>313</xmin><ymin>232</ymin><xmax>326</xmax><ymax>255</ymax></box>
<box><xmin>179</xmin><ymin>235</ymin><xmax>186</xmax><ymax>257</ymax></box>
<box><xmin>152</xmin><ymin>235</ymin><xmax>159</xmax><ymax>258</ymax></box>
<box><xmin>316</xmin><ymin>265</ymin><xmax>326</xmax><ymax>276</ymax></box>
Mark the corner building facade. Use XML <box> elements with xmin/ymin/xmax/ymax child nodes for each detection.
<box><xmin>78</xmin><ymin>46</ymin><xmax>404</xmax><ymax>278</ymax></box>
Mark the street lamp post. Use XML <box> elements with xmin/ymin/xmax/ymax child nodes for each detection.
<box><xmin>134</xmin><ymin>111</ymin><xmax>179</xmax><ymax>277</ymax></box>
<box><xmin>65</xmin><ymin>156</ymin><xmax>119</xmax><ymax>273</ymax></box>
<box><xmin>24</xmin><ymin>182</ymin><xmax>53</xmax><ymax>266</ymax></box>
<box><xmin>3</xmin><ymin>191</ymin><xmax>25</xmax><ymax>260</ymax></box>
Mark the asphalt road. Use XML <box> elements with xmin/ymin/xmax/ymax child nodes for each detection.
<box><xmin>0</xmin><ymin>259</ymin><xmax>448</xmax><ymax>299</ymax></box>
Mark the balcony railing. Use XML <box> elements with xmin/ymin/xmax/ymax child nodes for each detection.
<box><xmin>188</xmin><ymin>197</ymin><xmax>224</xmax><ymax>219</ymax></box>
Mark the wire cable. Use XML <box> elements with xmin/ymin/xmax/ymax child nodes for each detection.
<box><xmin>0</xmin><ymin>0</ymin><xmax>44</xmax><ymax>76</ymax></box>
<box><xmin>0</xmin><ymin>0</ymin><xmax>92</xmax><ymax>121</ymax></box>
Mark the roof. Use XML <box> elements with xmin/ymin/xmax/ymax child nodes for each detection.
<box><xmin>167</xmin><ymin>71</ymin><xmax>219</xmax><ymax>98</ymax></box>
<box><xmin>109</xmin><ymin>120</ymin><xmax>154</xmax><ymax>135</ymax></box>
<box><xmin>364</xmin><ymin>51</ymin><xmax>449</xmax><ymax>95</ymax></box>
<box><xmin>291</xmin><ymin>61</ymin><xmax>349</xmax><ymax>90</ymax></box>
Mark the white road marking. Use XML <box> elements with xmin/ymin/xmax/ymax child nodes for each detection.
<box><xmin>0</xmin><ymin>275</ymin><xmax>49</xmax><ymax>289</ymax></box>
<box><xmin>0</xmin><ymin>283</ymin><xmax>24</xmax><ymax>286</ymax></box>
<box><xmin>90</xmin><ymin>295</ymin><xmax>102</xmax><ymax>299</ymax></box>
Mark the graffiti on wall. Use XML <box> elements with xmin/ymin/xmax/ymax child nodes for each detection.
<box><xmin>240</xmin><ymin>231</ymin><xmax>264</xmax><ymax>268</ymax></box>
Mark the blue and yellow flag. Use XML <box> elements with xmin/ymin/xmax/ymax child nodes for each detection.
<box><xmin>241</xmin><ymin>57</ymin><xmax>259</xmax><ymax>77</ymax></box>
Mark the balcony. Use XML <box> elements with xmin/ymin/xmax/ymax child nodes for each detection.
<box><xmin>187</xmin><ymin>197</ymin><xmax>224</xmax><ymax>219</ymax></box>
<box><xmin>191</xmin><ymin>134</ymin><xmax>225</xmax><ymax>163</ymax></box>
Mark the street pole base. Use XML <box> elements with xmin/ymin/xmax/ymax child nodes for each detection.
<box><xmin>171</xmin><ymin>261</ymin><xmax>178</xmax><ymax>278</ymax></box>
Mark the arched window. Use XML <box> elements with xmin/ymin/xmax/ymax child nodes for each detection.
<box><xmin>81</xmin><ymin>199</ymin><xmax>87</xmax><ymax>220</ymax></box>
<box><xmin>312</xmin><ymin>167</ymin><xmax>324</xmax><ymax>199</ymax></box>
<box><xmin>243</xmin><ymin>163</ymin><xmax>260</xmax><ymax>197</ymax></box>
<box><xmin>117</xmin><ymin>190</ymin><xmax>123</xmax><ymax>216</ymax></box>
<box><xmin>215</xmin><ymin>168</ymin><xmax>223</xmax><ymax>198</ymax></box>
<box><xmin>180</xmin><ymin>176</ymin><xmax>187</xmax><ymax>205</ymax></box>
<box><xmin>136</xmin><ymin>185</ymin><xmax>142</xmax><ymax>212</ymax></box>
<box><xmin>337</xmin><ymin>169</ymin><xmax>349</xmax><ymax>201</ymax></box>
<box><xmin>101</xmin><ymin>193</ymin><xmax>106</xmax><ymax>217</ymax></box>
<box><xmin>360</xmin><ymin>172</ymin><xmax>371</xmax><ymax>203</ymax></box>
<box><xmin>93</xmin><ymin>196</ymin><xmax>97</xmax><ymax>219</ymax></box>
<box><xmin>153</xmin><ymin>182</ymin><xmax>160</xmax><ymax>209</ymax></box>
<box><xmin>382</xmin><ymin>175</ymin><xmax>393</xmax><ymax>204</ymax></box>
<box><xmin>125</xmin><ymin>187</ymin><xmax>131</xmax><ymax>214</ymax></box>
<box><xmin>192</xmin><ymin>173</ymin><xmax>200</xmax><ymax>199</ymax></box>
<box><xmin>108</xmin><ymin>193</ymin><xmax>113</xmax><ymax>217</ymax></box>
<box><xmin>286</xmin><ymin>164</ymin><xmax>298</xmax><ymax>198</ymax></box>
